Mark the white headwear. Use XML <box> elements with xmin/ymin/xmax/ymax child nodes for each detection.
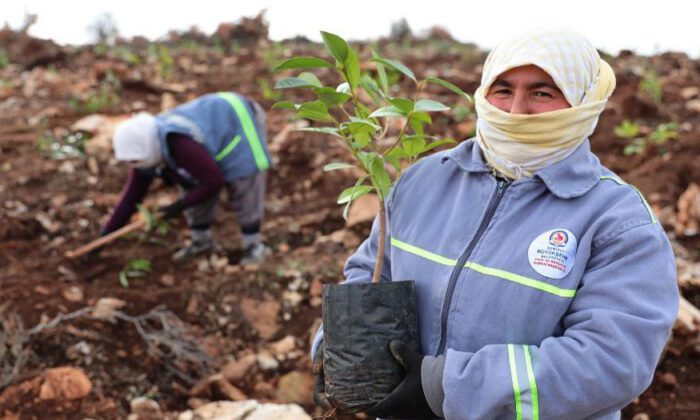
<box><xmin>474</xmin><ymin>28</ymin><xmax>616</xmax><ymax>179</ymax></box>
<box><xmin>113</xmin><ymin>112</ymin><xmax>161</xmax><ymax>168</ymax></box>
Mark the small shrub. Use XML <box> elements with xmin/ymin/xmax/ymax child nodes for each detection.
<box><xmin>114</xmin><ymin>46</ymin><xmax>141</xmax><ymax>66</ymax></box>
<box><xmin>119</xmin><ymin>258</ymin><xmax>152</xmax><ymax>288</ymax></box>
<box><xmin>0</xmin><ymin>48</ymin><xmax>9</xmax><ymax>69</ymax></box>
<box><xmin>37</xmin><ymin>130</ymin><xmax>91</xmax><ymax>159</ymax></box>
<box><xmin>617</xmin><ymin>120</ymin><xmax>678</xmax><ymax>156</ymax></box>
<box><xmin>639</xmin><ymin>70</ymin><xmax>663</xmax><ymax>104</ymax></box>
<box><xmin>69</xmin><ymin>70</ymin><xmax>121</xmax><ymax>114</ymax></box>
<box><xmin>149</xmin><ymin>44</ymin><xmax>174</xmax><ymax>80</ymax></box>
<box><xmin>614</xmin><ymin>119</ymin><xmax>641</xmax><ymax>139</ymax></box>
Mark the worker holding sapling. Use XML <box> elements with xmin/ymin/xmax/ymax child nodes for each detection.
<box><xmin>312</xmin><ymin>29</ymin><xmax>678</xmax><ymax>419</ymax></box>
<box><xmin>100</xmin><ymin>92</ymin><xmax>271</xmax><ymax>264</ymax></box>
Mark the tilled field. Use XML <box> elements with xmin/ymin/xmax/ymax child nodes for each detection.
<box><xmin>1</xmin><ymin>16</ymin><xmax>699</xmax><ymax>419</ymax></box>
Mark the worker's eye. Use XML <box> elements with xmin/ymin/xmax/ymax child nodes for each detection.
<box><xmin>491</xmin><ymin>88</ymin><xmax>511</xmax><ymax>98</ymax></box>
<box><xmin>532</xmin><ymin>90</ymin><xmax>555</xmax><ymax>100</ymax></box>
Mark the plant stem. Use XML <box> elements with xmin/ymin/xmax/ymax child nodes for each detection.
<box><xmin>381</xmin><ymin>81</ymin><xmax>425</xmax><ymax>155</ymax></box>
<box><xmin>371</xmin><ymin>200</ymin><xmax>386</xmax><ymax>284</ymax></box>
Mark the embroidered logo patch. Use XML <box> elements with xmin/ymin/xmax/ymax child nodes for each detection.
<box><xmin>528</xmin><ymin>229</ymin><xmax>577</xmax><ymax>279</ymax></box>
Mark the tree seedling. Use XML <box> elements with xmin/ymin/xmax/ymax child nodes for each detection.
<box><xmin>616</xmin><ymin>119</ymin><xmax>678</xmax><ymax>156</ymax></box>
<box><xmin>37</xmin><ymin>130</ymin><xmax>91</xmax><ymax>159</ymax></box>
<box><xmin>273</xmin><ymin>31</ymin><xmax>470</xmax><ymax>283</ymax></box>
<box><xmin>138</xmin><ymin>204</ymin><xmax>169</xmax><ymax>236</ymax></box>
<box><xmin>119</xmin><ymin>258</ymin><xmax>152</xmax><ymax>288</ymax></box>
<box><xmin>639</xmin><ymin>70</ymin><xmax>663</xmax><ymax>104</ymax></box>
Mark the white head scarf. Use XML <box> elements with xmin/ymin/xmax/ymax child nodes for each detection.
<box><xmin>113</xmin><ymin>112</ymin><xmax>161</xmax><ymax>168</ymax></box>
<box><xmin>474</xmin><ymin>28</ymin><xmax>616</xmax><ymax>179</ymax></box>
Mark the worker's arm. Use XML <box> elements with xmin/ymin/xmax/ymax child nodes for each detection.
<box><xmin>101</xmin><ymin>168</ymin><xmax>154</xmax><ymax>235</ymax></box>
<box><xmin>166</xmin><ymin>134</ymin><xmax>225</xmax><ymax>210</ymax></box>
<box><xmin>435</xmin><ymin>222</ymin><xmax>678</xmax><ymax>420</ymax></box>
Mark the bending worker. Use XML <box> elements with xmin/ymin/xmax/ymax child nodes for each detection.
<box><xmin>313</xmin><ymin>29</ymin><xmax>678</xmax><ymax>419</ymax></box>
<box><xmin>101</xmin><ymin>92</ymin><xmax>271</xmax><ymax>263</ymax></box>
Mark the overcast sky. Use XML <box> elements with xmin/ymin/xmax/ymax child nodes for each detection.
<box><xmin>3</xmin><ymin>0</ymin><xmax>699</xmax><ymax>57</ymax></box>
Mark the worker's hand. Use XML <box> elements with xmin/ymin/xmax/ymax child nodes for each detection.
<box><xmin>366</xmin><ymin>340</ymin><xmax>436</xmax><ymax>419</ymax></box>
<box><xmin>158</xmin><ymin>200</ymin><xmax>186</xmax><ymax>220</ymax></box>
<box><xmin>312</xmin><ymin>348</ymin><xmax>331</xmax><ymax>409</ymax></box>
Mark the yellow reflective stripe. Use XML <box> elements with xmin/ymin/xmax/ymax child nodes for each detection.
<box><xmin>508</xmin><ymin>344</ymin><xmax>523</xmax><ymax>420</ymax></box>
<box><xmin>390</xmin><ymin>238</ymin><xmax>458</xmax><ymax>266</ymax></box>
<box><xmin>391</xmin><ymin>238</ymin><xmax>576</xmax><ymax>298</ymax></box>
<box><xmin>215</xmin><ymin>135</ymin><xmax>241</xmax><ymax>161</ymax></box>
<box><xmin>465</xmin><ymin>262</ymin><xmax>576</xmax><ymax>298</ymax></box>
<box><xmin>523</xmin><ymin>346</ymin><xmax>539</xmax><ymax>420</ymax></box>
<box><xmin>217</xmin><ymin>92</ymin><xmax>269</xmax><ymax>170</ymax></box>
<box><xmin>600</xmin><ymin>176</ymin><xmax>656</xmax><ymax>224</ymax></box>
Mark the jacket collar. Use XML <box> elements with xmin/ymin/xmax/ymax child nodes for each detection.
<box><xmin>441</xmin><ymin>138</ymin><xmax>601</xmax><ymax>199</ymax></box>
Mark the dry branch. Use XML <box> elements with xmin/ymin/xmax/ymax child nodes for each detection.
<box><xmin>0</xmin><ymin>304</ymin><xmax>212</xmax><ymax>390</ymax></box>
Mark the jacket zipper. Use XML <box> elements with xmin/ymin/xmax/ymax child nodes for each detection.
<box><xmin>437</xmin><ymin>179</ymin><xmax>509</xmax><ymax>355</ymax></box>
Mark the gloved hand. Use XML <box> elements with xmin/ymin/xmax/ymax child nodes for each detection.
<box><xmin>366</xmin><ymin>340</ymin><xmax>437</xmax><ymax>419</ymax></box>
<box><xmin>312</xmin><ymin>348</ymin><xmax>331</xmax><ymax>409</ymax></box>
<box><xmin>158</xmin><ymin>200</ymin><xmax>186</xmax><ymax>220</ymax></box>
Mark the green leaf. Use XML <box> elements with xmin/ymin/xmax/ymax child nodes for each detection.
<box><xmin>355</xmin><ymin>102</ymin><xmax>372</xmax><ymax>119</ymax></box>
<box><xmin>337</xmin><ymin>184</ymin><xmax>374</xmax><ymax>204</ymax></box>
<box><xmin>274</xmin><ymin>56</ymin><xmax>334</xmax><ymax>71</ymax></box>
<box><xmin>372</xmin><ymin>50</ymin><xmax>389</xmax><ymax>94</ymax></box>
<box><xmin>324</xmin><ymin>162</ymin><xmax>356</xmax><ymax>171</ymax></box>
<box><xmin>369</xmin><ymin>156</ymin><xmax>392</xmax><ymax>199</ymax></box>
<box><xmin>359</xmin><ymin>75</ymin><xmax>383</xmax><ymax>104</ymax></box>
<box><xmin>321</xmin><ymin>31</ymin><xmax>349</xmax><ymax>63</ymax></box>
<box><xmin>339</xmin><ymin>177</ymin><xmax>373</xmax><ymax>220</ymax></box>
<box><xmin>345</xmin><ymin>48</ymin><xmax>360</xmax><ymax>91</ymax></box>
<box><xmin>389</xmin><ymin>98</ymin><xmax>414</xmax><ymax>113</ymax></box>
<box><xmin>298</xmin><ymin>72</ymin><xmax>323</xmax><ymax>87</ymax></box>
<box><xmin>137</xmin><ymin>204</ymin><xmax>155</xmax><ymax>231</ymax></box>
<box><xmin>336</xmin><ymin>82</ymin><xmax>351</xmax><ymax>94</ymax></box>
<box><xmin>129</xmin><ymin>258</ymin><xmax>152</xmax><ymax>272</ymax></box>
<box><xmin>414</xmin><ymin>99</ymin><xmax>450</xmax><ymax>112</ymax></box>
<box><xmin>421</xmin><ymin>138</ymin><xmax>457</xmax><ymax>153</ymax></box>
<box><xmin>119</xmin><ymin>271</ymin><xmax>129</xmax><ymax>288</ymax></box>
<box><xmin>126</xmin><ymin>270</ymin><xmax>146</xmax><ymax>277</ymax></box>
<box><xmin>275</xmin><ymin>77</ymin><xmax>320</xmax><ymax>90</ymax></box>
<box><xmin>357</xmin><ymin>151</ymin><xmax>379</xmax><ymax>170</ymax></box>
<box><xmin>409</xmin><ymin>111</ymin><xmax>432</xmax><ymax>134</ymax></box>
<box><xmin>272</xmin><ymin>101</ymin><xmax>296</xmax><ymax>110</ymax></box>
<box><xmin>315</xmin><ymin>87</ymin><xmax>352</xmax><ymax>107</ymax></box>
<box><xmin>372</xmin><ymin>57</ymin><xmax>416</xmax><ymax>82</ymax></box>
<box><xmin>298</xmin><ymin>127</ymin><xmax>343</xmax><ymax>138</ymax></box>
<box><xmin>156</xmin><ymin>221</ymin><xmax>169</xmax><ymax>236</ymax></box>
<box><xmin>385</xmin><ymin>148</ymin><xmax>405</xmax><ymax>173</ymax></box>
<box><xmin>369</xmin><ymin>106</ymin><xmax>407</xmax><ymax>118</ymax></box>
<box><xmin>402</xmin><ymin>134</ymin><xmax>427</xmax><ymax>158</ymax></box>
<box><xmin>352</xmin><ymin>131</ymin><xmax>372</xmax><ymax>149</ymax></box>
<box><xmin>347</xmin><ymin>117</ymin><xmax>381</xmax><ymax>132</ymax></box>
<box><xmin>411</xmin><ymin>112</ymin><xmax>432</xmax><ymax>125</ymax></box>
<box><xmin>295</xmin><ymin>101</ymin><xmax>333</xmax><ymax>122</ymax></box>
<box><xmin>425</xmin><ymin>76</ymin><xmax>473</xmax><ymax>102</ymax></box>
<box><xmin>614</xmin><ymin>120</ymin><xmax>640</xmax><ymax>139</ymax></box>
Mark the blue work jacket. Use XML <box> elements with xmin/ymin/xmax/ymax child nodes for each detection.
<box><xmin>315</xmin><ymin>139</ymin><xmax>678</xmax><ymax>420</ymax></box>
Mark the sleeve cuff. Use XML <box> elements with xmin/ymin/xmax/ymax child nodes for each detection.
<box><xmin>422</xmin><ymin>354</ymin><xmax>446</xmax><ymax>418</ymax></box>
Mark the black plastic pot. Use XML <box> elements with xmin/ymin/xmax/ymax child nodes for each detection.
<box><xmin>322</xmin><ymin>280</ymin><xmax>420</xmax><ymax>413</ymax></box>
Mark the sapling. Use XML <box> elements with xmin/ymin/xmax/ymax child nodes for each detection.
<box><xmin>119</xmin><ymin>258</ymin><xmax>152</xmax><ymax>288</ymax></box>
<box><xmin>273</xmin><ymin>31</ymin><xmax>471</xmax><ymax>284</ymax></box>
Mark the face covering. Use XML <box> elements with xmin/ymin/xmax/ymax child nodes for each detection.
<box><xmin>112</xmin><ymin>112</ymin><xmax>161</xmax><ymax>168</ymax></box>
<box><xmin>474</xmin><ymin>28</ymin><xmax>616</xmax><ymax>179</ymax></box>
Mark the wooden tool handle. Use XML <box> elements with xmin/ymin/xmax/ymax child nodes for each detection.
<box><xmin>65</xmin><ymin>219</ymin><xmax>147</xmax><ymax>259</ymax></box>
